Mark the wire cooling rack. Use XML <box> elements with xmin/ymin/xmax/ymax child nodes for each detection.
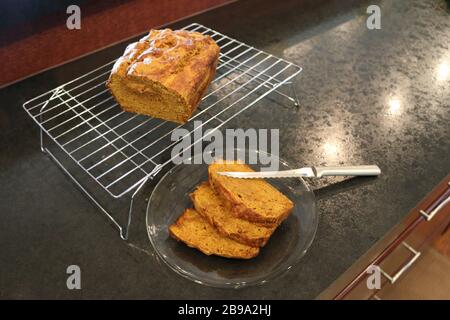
<box><xmin>22</xmin><ymin>23</ymin><xmax>302</xmax><ymax>239</ymax></box>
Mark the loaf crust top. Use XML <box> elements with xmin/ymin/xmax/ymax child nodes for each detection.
<box><xmin>111</xmin><ymin>29</ymin><xmax>220</xmax><ymax>107</ymax></box>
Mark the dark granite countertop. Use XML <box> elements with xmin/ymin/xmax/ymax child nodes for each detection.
<box><xmin>1</xmin><ymin>0</ymin><xmax>449</xmax><ymax>299</ymax></box>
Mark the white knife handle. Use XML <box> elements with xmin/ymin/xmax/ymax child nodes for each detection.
<box><xmin>314</xmin><ymin>165</ymin><xmax>381</xmax><ymax>178</ymax></box>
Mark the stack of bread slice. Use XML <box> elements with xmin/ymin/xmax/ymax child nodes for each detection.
<box><xmin>169</xmin><ymin>161</ymin><xmax>294</xmax><ymax>259</ymax></box>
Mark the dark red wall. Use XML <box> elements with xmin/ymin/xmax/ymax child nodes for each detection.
<box><xmin>0</xmin><ymin>0</ymin><xmax>234</xmax><ymax>88</ymax></box>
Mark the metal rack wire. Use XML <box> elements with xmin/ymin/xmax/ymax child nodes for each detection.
<box><xmin>22</xmin><ymin>23</ymin><xmax>302</xmax><ymax>240</ymax></box>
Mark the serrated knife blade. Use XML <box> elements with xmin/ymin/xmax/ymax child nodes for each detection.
<box><xmin>218</xmin><ymin>165</ymin><xmax>381</xmax><ymax>179</ymax></box>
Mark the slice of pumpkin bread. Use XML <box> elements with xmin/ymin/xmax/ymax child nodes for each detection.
<box><xmin>169</xmin><ymin>208</ymin><xmax>260</xmax><ymax>259</ymax></box>
<box><xmin>191</xmin><ymin>182</ymin><xmax>276</xmax><ymax>247</ymax></box>
<box><xmin>208</xmin><ymin>162</ymin><xmax>294</xmax><ymax>226</ymax></box>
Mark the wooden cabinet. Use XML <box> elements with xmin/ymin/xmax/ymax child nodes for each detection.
<box><xmin>319</xmin><ymin>174</ymin><xmax>450</xmax><ymax>300</ymax></box>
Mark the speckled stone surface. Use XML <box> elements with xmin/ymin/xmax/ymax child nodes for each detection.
<box><xmin>0</xmin><ymin>0</ymin><xmax>449</xmax><ymax>299</ymax></box>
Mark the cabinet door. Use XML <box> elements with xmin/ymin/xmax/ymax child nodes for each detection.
<box><xmin>375</xmin><ymin>236</ymin><xmax>450</xmax><ymax>300</ymax></box>
<box><xmin>373</xmin><ymin>186</ymin><xmax>450</xmax><ymax>299</ymax></box>
<box><xmin>318</xmin><ymin>175</ymin><xmax>450</xmax><ymax>300</ymax></box>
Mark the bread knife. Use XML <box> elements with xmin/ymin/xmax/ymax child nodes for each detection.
<box><xmin>218</xmin><ymin>165</ymin><xmax>381</xmax><ymax>179</ymax></box>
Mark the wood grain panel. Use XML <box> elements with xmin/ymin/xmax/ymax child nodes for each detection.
<box><xmin>318</xmin><ymin>174</ymin><xmax>450</xmax><ymax>299</ymax></box>
<box><xmin>433</xmin><ymin>225</ymin><xmax>450</xmax><ymax>258</ymax></box>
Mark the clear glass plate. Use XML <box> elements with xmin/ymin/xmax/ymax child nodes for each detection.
<box><xmin>146</xmin><ymin>149</ymin><xmax>318</xmax><ymax>288</ymax></box>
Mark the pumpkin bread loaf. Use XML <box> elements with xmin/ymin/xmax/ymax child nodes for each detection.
<box><xmin>208</xmin><ymin>162</ymin><xmax>294</xmax><ymax>226</ymax></box>
<box><xmin>191</xmin><ymin>182</ymin><xmax>276</xmax><ymax>247</ymax></box>
<box><xmin>169</xmin><ymin>208</ymin><xmax>260</xmax><ymax>259</ymax></box>
<box><xmin>107</xmin><ymin>29</ymin><xmax>220</xmax><ymax>123</ymax></box>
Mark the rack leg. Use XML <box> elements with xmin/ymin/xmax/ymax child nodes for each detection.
<box><xmin>39</xmin><ymin>104</ymin><xmax>48</xmax><ymax>154</ymax></box>
<box><xmin>121</xmin><ymin>177</ymin><xmax>147</xmax><ymax>240</ymax></box>
<box><xmin>39</xmin><ymin>87</ymin><xmax>64</xmax><ymax>154</ymax></box>
<box><xmin>43</xmin><ymin>145</ymin><xmax>147</xmax><ymax>241</ymax></box>
<box><xmin>289</xmin><ymin>82</ymin><xmax>300</xmax><ymax>108</ymax></box>
<box><xmin>40</xmin><ymin>127</ymin><xmax>46</xmax><ymax>154</ymax></box>
<box><xmin>36</xmin><ymin>84</ymin><xmax>149</xmax><ymax>241</ymax></box>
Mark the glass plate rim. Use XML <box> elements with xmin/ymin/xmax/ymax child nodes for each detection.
<box><xmin>146</xmin><ymin>149</ymin><xmax>319</xmax><ymax>288</ymax></box>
